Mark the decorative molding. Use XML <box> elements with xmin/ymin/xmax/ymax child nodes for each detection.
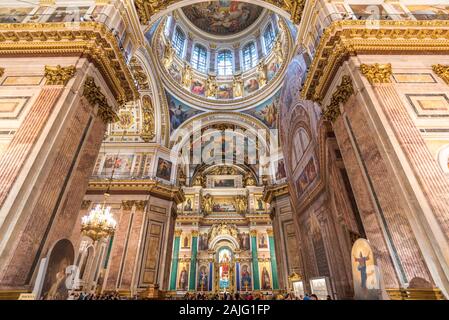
<box><xmin>83</xmin><ymin>77</ymin><xmax>119</xmax><ymax>124</ymax></box>
<box><xmin>141</xmin><ymin>95</ymin><xmax>156</xmax><ymax>142</ymax></box>
<box><xmin>174</xmin><ymin>229</ymin><xmax>183</xmax><ymax>237</ymax></box>
<box><xmin>322</xmin><ymin>75</ymin><xmax>354</xmax><ymax>123</ymax></box>
<box><xmin>81</xmin><ymin>200</ymin><xmax>92</xmax><ymax>210</ymax></box>
<box><xmin>44</xmin><ymin>65</ymin><xmax>76</xmax><ymax>86</ymax></box>
<box><xmin>301</xmin><ymin>20</ymin><xmax>449</xmax><ymax>102</ymax></box>
<box><xmin>0</xmin><ymin>67</ymin><xmax>4</xmax><ymax>78</ymax></box>
<box><xmin>0</xmin><ymin>22</ymin><xmax>138</xmax><ymax>103</ymax></box>
<box><xmin>360</xmin><ymin>63</ymin><xmax>392</xmax><ymax>84</ymax></box>
<box><xmin>121</xmin><ymin>200</ymin><xmax>148</xmax><ymax>210</ymax></box>
<box><xmin>432</xmin><ymin>64</ymin><xmax>449</xmax><ymax>84</ymax></box>
<box><xmin>134</xmin><ymin>0</ymin><xmax>305</xmax><ymax>25</ymax></box>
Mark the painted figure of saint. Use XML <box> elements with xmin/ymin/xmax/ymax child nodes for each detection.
<box><xmin>261</xmin><ymin>267</ymin><xmax>271</xmax><ymax>290</ymax></box>
<box><xmin>179</xmin><ymin>266</ymin><xmax>188</xmax><ymax>290</ymax></box>
<box><xmin>241</xmin><ymin>265</ymin><xmax>252</xmax><ymax>291</ymax></box>
<box><xmin>184</xmin><ymin>198</ymin><xmax>192</xmax><ymax>211</ymax></box>
<box><xmin>198</xmin><ymin>266</ymin><xmax>208</xmax><ymax>291</ymax></box>
<box><xmin>354</xmin><ymin>251</ymin><xmax>370</xmax><ymax>289</ymax></box>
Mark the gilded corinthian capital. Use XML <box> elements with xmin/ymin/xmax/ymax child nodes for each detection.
<box><xmin>432</xmin><ymin>64</ymin><xmax>449</xmax><ymax>84</ymax></box>
<box><xmin>360</xmin><ymin>63</ymin><xmax>392</xmax><ymax>84</ymax></box>
<box><xmin>322</xmin><ymin>75</ymin><xmax>354</xmax><ymax>122</ymax></box>
<box><xmin>45</xmin><ymin>65</ymin><xmax>76</xmax><ymax>85</ymax></box>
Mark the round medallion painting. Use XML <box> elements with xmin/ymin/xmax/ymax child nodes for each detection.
<box><xmin>182</xmin><ymin>1</ymin><xmax>263</xmax><ymax>36</ymax></box>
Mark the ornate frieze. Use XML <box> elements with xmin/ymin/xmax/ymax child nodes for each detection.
<box><xmin>301</xmin><ymin>20</ymin><xmax>449</xmax><ymax>102</ymax></box>
<box><xmin>322</xmin><ymin>75</ymin><xmax>354</xmax><ymax>123</ymax></box>
<box><xmin>432</xmin><ymin>64</ymin><xmax>449</xmax><ymax>84</ymax></box>
<box><xmin>0</xmin><ymin>22</ymin><xmax>137</xmax><ymax>103</ymax></box>
<box><xmin>83</xmin><ymin>76</ymin><xmax>119</xmax><ymax>124</ymax></box>
<box><xmin>360</xmin><ymin>63</ymin><xmax>392</xmax><ymax>84</ymax></box>
<box><xmin>44</xmin><ymin>65</ymin><xmax>76</xmax><ymax>86</ymax></box>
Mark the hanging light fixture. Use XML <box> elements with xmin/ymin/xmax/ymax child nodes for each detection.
<box><xmin>81</xmin><ymin>194</ymin><xmax>117</xmax><ymax>241</ymax></box>
<box><xmin>81</xmin><ymin>131</ymin><xmax>126</xmax><ymax>241</ymax></box>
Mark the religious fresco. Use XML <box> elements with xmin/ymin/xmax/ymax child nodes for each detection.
<box><xmin>243</xmin><ymin>90</ymin><xmax>281</xmax><ymax>128</ymax></box>
<box><xmin>213</xmin><ymin>178</ymin><xmax>235</xmax><ymax>188</ymax></box>
<box><xmin>102</xmin><ymin>154</ymin><xmax>134</xmax><ymax>177</ymax></box>
<box><xmin>178</xmin><ymin>263</ymin><xmax>189</xmax><ymax>290</ymax></box>
<box><xmin>266</xmin><ymin>60</ymin><xmax>280</xmax><ymax>82</ymax></box>
<box><xmin>217</xmin><ymin>83</ymin><xmax>233</xmax><ymax>99</ymax></box>
<box><xmin>240</xmin><ymin>264</ymin><xmax>252</xmax><ymax>291</ymax></box>
<box><xmin>47</xmin><ymin>6</ymin><xmax>89</xmax><ymax>22</ymax></box>
<box><xmin>296</xmin><ymin>157</ymin><xmax>318</xmax><ymax>197</ymax></box>
<box><xmin>351</xmin><ymin>238</ymin><xmax>381</xmax><ymax>300</ymax></box>
<box><xmin>156</xmin><ymin>157</ymin><xmax>173</xmax><ymax>181</ymax></box>
<box><xmin>259</xmin><ymin>262</ymin><xmax>272</xmax><ymax>290</ymax></box>
<box><xmin>182</xmin><ymin>233</ymin><xmax>190</xmax><ymax>249</ymax></box>
<box><xmin>166</xmin><ymin>91</ymin><xmax>203</xmax><ymax>132</ymax></box>
<box><xmin>183</xmin><ymin>195</ymin><xmax>194</xmax><ymax>212</ymax></box>
<box><xmin>212</xmin><ymin>197</ymin><xmax>237</xmax><ymax>213</ymax></box>
<box><xmin>198</xmin><ymin>232</ymin><xmax>209</xmax><ymax>250</ymax></box>
<box><xmin>218</xmin><ymin>247</ymin><xmax>232</xmax><ymax>289</ymax></box>
<box><xmin>197</xmin><ymin>265</ymin><xmax>209</xmax><ymax>291</ymax></box>
<box><xmin>238</xmin><ymin>232</ymin><xmax>250</xmax><ymax>251</ymax></box>
<box><xmin>280</xmin><ymin>55</ymin><xmax>306</xmax><ymax>114</ymax></box>
<box><xmin>275</xmin><ymin>158</ymin><xmax>286</xmax><ymax>180</ymax></box>
<box><xmin>182</xmin><ymin>1</ymin><xmax>263</xmax><ymax>36</ymax></box>
<box><xmin>255</xmin><ymin>196</ymin><xmax>266</xmax><ymax>212</ymax></box>
<box><xmin>406</xmin><ymin>5</ymin><xmax>449</xmax><ymax>20</ymax></box>
<box><xmin>258</xmin><ymin>233</ymin><xmax>268</xmax><ymax>249</ymax></box>
<box><xmin>41</xmin><ymin>239</ymin><xmax>74</xmax><ymax>300</ymax></box>
<box><xmin>243</xmin><ymin>78</ymin><xmax>259</xmax><ymax>96</ymax></box>
<box><xmin>0</xmin><ymin>7</ymin><xmax>33</xmax><ymax>23</ymax></box>
<box><xmin>191</xmin><ymin>79</ymin><xmax>206</xmax><ymax>96</ymax></box>
<box><xmin>168</xmin><ymin>64</ymin><xmax>182</xmax><ymax>83</ymax></box>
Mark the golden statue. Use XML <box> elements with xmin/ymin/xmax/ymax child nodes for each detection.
<box><xmin>141</xmin><ymin>96</ymin><xmax>155</xmax><ymax>142</ymax></box>
<box><xmin>206</xmin><ymin>75</ymin><xmax>217</xmax><ymax>98</ymax></box>
<box><xmin>233</xmin><ymin>195</ymin><xmax>247</xmax><ymax>214</ymax></box>
<box><xmin>233</xmin><ymin>75</ymin><xmax>243</xmax><ymax>98</ymax></box>
<box><xmin>202</xmin><ymin>193</ymin><xmax>213</xmax><ymax>215</ymax></box>
<box><xmin>244</xmin><ymin>172</ymin><xmax>256</xmax><ymax>186</ymax></box>
<box><xmin>182</xmin><ymin>63</ymin><xmax>193</xmax><ymax>89</ymax></box>
<box><xmin>257</xmin><ymin>61</ymin><xmax>267</xmax><ymax>86</ymax></box>
<box><xmin>274</xmin><ymin>36</ymin><xmax>284</xmax><ymax>64</ymax></box>
<box><xmin>162</xmin><ymin>42</ymin><xmax>175</xmax><ymax>69</ymax></box>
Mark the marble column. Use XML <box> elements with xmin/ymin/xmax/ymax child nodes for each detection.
<box><xmin>234</xmin><ymin>43</ymin><xmax>241</xmax><ymax>73</ymax></box>
<box><xmin>209</xmin><ymin>45</ymin><xmax>216</xmax><ymax>73</ymax></box>
<box><xmin>185</xmin><ymin>35</ymin><xmax>194</xmax><ymax>63</ymax></box>
<box><xmin>169</xmin><ymin>229</ymin><xmax>182</xmax><ymax>290</ymax></box>
<box><xmin>267</xmin><ymin>229</ymin><xmax>279</xmax><ymax>290</ymax></box>
<box><xmin>188</xmin><ymin>231</ymin><xmax>198</xmax><ymax>291</ymax></box>
<box><xmin>250</xmin><ymin>230</ymin><xmax>260</xmax><ymax>290</ymax></box>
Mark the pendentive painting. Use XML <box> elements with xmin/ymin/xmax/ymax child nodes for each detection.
<box><xmin>166</xmin><ymin>91</ymin><xmax>203</xmax><ymax>132</ymax></box>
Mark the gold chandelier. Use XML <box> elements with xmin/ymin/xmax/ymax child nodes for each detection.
<box><xmin>81</xmin><ymin>194</ymin><xmax>117</xmax><ymax>241</ymax></box>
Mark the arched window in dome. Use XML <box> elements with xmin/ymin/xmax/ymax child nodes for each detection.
<box><xmin>172</xmin><ymin>26</ymin><xmax>185</xmax><ymax>57</ymax></box>
<box><xmin>263</xmin><ymin>23</ymin><xmax>276</xmax><ymax>53</ymax></box>
<box><xmin>217</xmin><ymin>50</ymin><xmax>233</xmax><ymax>76</ymax></box>
<box><xmin>242</xmin><ymin>42</ymin><xmax>258</xmax><ymax>71</ymax></box>
<box><xmin>191</xmin><ymin>44</ymin><xmax>208</xmax><ymax>73</ymax></box>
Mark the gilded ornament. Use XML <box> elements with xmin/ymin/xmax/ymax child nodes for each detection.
<box><xmin>141</xmin><ymin>95</ymin><xmax>155</xmax><ymax>142</ymax></box>
<box><xmin>0</xmin><ymin>67</ymin><xmax>4</xmax><ymax>78</ymax></box>
<box><xmin>206</xmin><ymin>75</ymin><xmax>217</xmax><ymax>98</ymax></box>
<box><xmin>44</xmin><ymin>65</ymin><xmax>76</xmax><ymax>86</ymax></box>
<box><xmin>233</xmin><ymin>75</ymin><xmax>243</xmax><ymax>98</ymax></box>
<box><xmin>432</xmin><ymin>64</ymin><xmax>449</xmax><ymax>84</ymax></box>
<box><xmin>322</xmin><ymin>75</ymin><xmax>354</xmax><ymax>123</ymax></box>
<box><xmin>257</xmin><ymin>61</ymin><xmax>267</xmax><ymax>86</ymax></box>
<box><xmin>360</xmin><ymin>63</ymin><xmax>392</xmax><ymax>84</ymax></box>
<box><xmin>181</xmin><ymin>63</ymin><xmax>193</xmax><ymax>89</ymax></box>
<box><xmin>233</xmin><ymin>195</ymin><xmax>247</xmax><ymax>214</ymax></box>
<box><xmin>83</xmin><ymin>76</ymin><xmax>119</xmax><ymax>124</ymax></box>
<box><xmin>202</xmin><ymin>193</ymin><xmax>213</xmax><ymax>215</ymax></box>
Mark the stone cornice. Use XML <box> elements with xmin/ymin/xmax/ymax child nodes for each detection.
<box><xmin>0</xmin><ymin>22</ymin><xmax>138</xmax><ymax>104</ymax></box>
<box><xmin>263</xmin><ymin>183</ymin><xmax>289</xmax><ymax>203</ymax></box>
<box><xmin>87</xmin><ymin>179</ymin><xmax>185</xmax><ymax>204</ymax></box>
<box><xmin>301</xmin><ymin>20</ymin><xmax>449</xmax><ymax>102</ymax></box>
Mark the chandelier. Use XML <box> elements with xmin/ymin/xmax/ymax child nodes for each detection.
<box><xmin>81</xmin><ymin>196</ymin><xmax>117</xmax><ymax>241</ymax></box>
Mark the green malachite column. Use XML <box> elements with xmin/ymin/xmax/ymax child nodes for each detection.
<box><xmin>250</xmin><ymin>230</ymin><xmax>260</xmax><ymax>290</ymax></box>
<box><xmin>169</xmin><ymin>230</ymin><xmax>182</xmax><ymax>290</ymax></box>
<box><xmin>267</xmin><ymin>229</ymin><xmax>279</xmax><ymax>290</ymax></box>
<box><xmin>189</xmin><ymin>232</ymin><xmax>198</xmax><ymax>291</ymax></box>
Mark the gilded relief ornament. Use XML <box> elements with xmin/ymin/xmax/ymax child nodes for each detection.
<box><xmin>44</xmin><ymin>65</ymin><xmax>76</xmax><ymax>85</ymax></box>
<box><xmin>322</xmin><ymin>75</ymin><xmax>354</xmax><ymax>123</ymax></box>
<box><xmin>360</xmin><ymin>63</ymin><xmax>392</xmax><ymax>84</ymax></box>
<box><xmin>130</xmin><ymin>57</ymin><xmax>149</xmax><ymax>90</ymax></box>
<box><xmin>202</xmin><ymin>193</ymin><xmax>213</xmax><ymax>215</ymax></box>
<box><xmin>257</xmin><ymin>61</ymin><xmax>267</xmax><ymax>86</ymax></box>
<box><xmin>206</xmin><ymin>75</ymin><xmax>217</xmax><ymax>98</ymax></box>
<box><xmin>162</xmin><ymin>42</ymin><xmax>175</xmax><ymax>69</ymax></box>
<box><xmin>233</xmin><ymin>75</ymin><xmax>243</xmax><ymax>98</ymax></box>
<box><xmin>432</xmin><ymin>64</ymin><xmax>449</xmax><ymax>84</ymax></box>
<box><xmin>233</xmin><ymin>195</ymin><xmax>247</xmax><ymax>214</ymax></box>
<box><xmin>141</xmin><ymin>95</ymin><xmax>155</xmax><ymax>142</ymax></box>
<box><xmin>83</xmin><ymin>76</ymin><xmax>119</xmax><ymax>123</ymax></box>
<box><xmin>181</xmin><ymin>63</ymin><xmax>193</xmax><ymax>89</ymax></box>
<box><xmin>244</xmin><ymin>172</ymin><xmax>257</xmax><ymax>186</ymax></box>
<box><xmin>118</xmin><ymin>111</ymin><xmax>134</xmax><ymax>129</ymax></box>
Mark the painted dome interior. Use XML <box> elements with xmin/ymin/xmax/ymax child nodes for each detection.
<box><xmin>181</xmin><ymin>1</ymin><xmax>264</xmax><ymax>36</ymax></box>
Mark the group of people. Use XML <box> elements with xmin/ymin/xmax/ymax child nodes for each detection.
<box><xmin>178</xmin><ymin>291</ymin><xmax>332</xmax><ymax>301</ymax></box>
<box><xmin>67</xmin><ymin>291</ymin><xmax>127</xmax><ymax>300</ymax></box>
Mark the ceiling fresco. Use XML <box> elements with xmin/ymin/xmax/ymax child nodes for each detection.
<box><xmin>182</xmin><ymin>1</ymin><xmax>263</xmax><ymax>36</ymax></box>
